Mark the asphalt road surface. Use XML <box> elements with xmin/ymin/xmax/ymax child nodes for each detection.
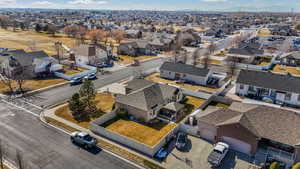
<box><xmin>30</xmin><ymin>58</ymin><xmax>163</xmax><ymax>108</ymax></box>
<box><xmin>0</xmin><ymin>101</ymin><xmax>139</xmax><ymax>169</ymax></box>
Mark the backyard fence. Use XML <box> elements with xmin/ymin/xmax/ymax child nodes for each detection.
<box><xmin>91</xmin><ymin>112</ymin><xmax>180</xmax><ymax>157</ymax></box>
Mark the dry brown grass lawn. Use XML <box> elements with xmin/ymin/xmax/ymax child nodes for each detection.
<box><xmin>186</xmin><ymin>96</ymin><xmax>206</xmax><ymax>112</ymax></box>
<box><xmin>55</xmin><ymin>93</ymin><xmax>115</xmax><ymax>129</ymax></box>
<box><xmin>62</xmin><ymin>65</ymin><xmax>88</xmax><ymax>75</ymax></box>
<box><xmin>272</xmin><ymin>65</ymin><xmax>300</xmax><ymax>75</ymax></box>
<box><xmin>106</xmin><ymin>119</ymin><xmax>176</xmax><ymax>146</ymax></box>
<box><xmin>145</xmin><ymin>73</ymin><xmax>218</xmax><ymax>93</ymax></box>
<box><xmin>0</xmin><ymin>78</ymin><xmax>66</xmax><ymax>93</ymax></box>
<box><xmin>117</xmin><ymin>55</ymin><xmax>156</xmax><ymax>65</ymax></box>
<box><xmin>0</xmin><ymin>29</ymin><xmax>76</xmax><ymax>55</ymax></box>
<box><xmin>198</xmin><ymin>58</ymin><xmax>222</xmax><ymax>65</ymax></box>
<box><xmin>258</xmin><ymin>28</ymin><xmax>271</xmax><ymax>36</ymax></box>
<box><xmin>44</xmin><ymin>116</ymin><xmax>79</xmax><ymax>132</ymax></box>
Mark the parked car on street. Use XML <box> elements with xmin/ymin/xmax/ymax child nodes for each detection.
<box><xmin>84</xmin><ymin>73</ymin><xmax>97</xmax><ymax>80</ymax></box>
<box><xmin>175</xmin><ymin>132</ymin><xmax>188</xmax><ymax>150</ymax></box>
<box><xmin>207</xmin><ymin>142</ymin><xmax>229</xmax><ymax>167</ymax></box>
<box><xmin>70</xmin><ymin>132</ymin><xmax>98</xmax><ymax>149</ymax></box>
<box><xmin>70</xmin><ymin>77</ymin><xmax>83</xmax><ymax>85</ymax></box>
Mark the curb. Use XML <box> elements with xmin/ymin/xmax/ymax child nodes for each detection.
<box><xmin>4</xmin><ymin>159</ymin><xmax>18</xmax><ymax>169</ymax></box>
<box><xmin>39</xmin><ymin>110</ymin><xmax>146</xmax><ymax>169</ymax></box>
<box><xmin>22</xmin><ymin>81</ymin><xmax>69</xmax><ymax>97</ymax></box>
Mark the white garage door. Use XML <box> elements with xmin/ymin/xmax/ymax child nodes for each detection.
<box><xmin>200</xmin><ymin>129</ymin><xmax>216</xmax><ymax>142</ymax></box>
<box><xmin>222</xmin><ymin>137</ymin><xmax>251</xmax><ymax>155</ymax></box>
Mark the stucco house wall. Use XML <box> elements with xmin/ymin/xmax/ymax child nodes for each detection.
<box><xmin>217</xmin><ymin>123</ymin><xmax>259</xmax><ymax>155</ymax></box>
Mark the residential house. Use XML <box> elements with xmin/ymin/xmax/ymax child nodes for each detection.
<box><xmin>124</xmin><ymin>30</ymin><xmax>143</xmax><ymax>39</ymax></box>
<box><xmin>160</xmin><ymin>62</ymin><xmax>212</xmax><ymax>86</ymax></box>
<box><xmin>71</xmin><ymin>44</ymin><xmax>109</xmax><ymax>66</ymax></box>
<box><xmin>115</xmin><ymin>79</ymin><xmax>184</xmax><ymax>122</ymax></box>
<box><xmin>227</xmin><ymin>42</ymin><xmax>264</xmax><ymax>64</ymax></box>
<box><xmin>236</xmin><ymin>69</ymin><xmax>300</xmax><ymax>107</ymax></box>
<box><xmin>177</xmin><ymin>29</ymin><xmax>201</xmax><ymax>46</ymax></box>
<box><xmin>0</xmin><ymin>49</ymin><xmax>61</xmax><ymax>78</ymax></box>
<box><xmin>118</xmin><ymin>40</ymin><xmax>152</xmax><ymax>57</ymax></box>
<box><xmin>196</xmin><ymin>102</ymin><xmax>300</xmax><ymax>163</ymax></box>
<box><xmin>279</xmin><ymin>51</ymin><xmax>300</xmax><ymax>66</ymax></box>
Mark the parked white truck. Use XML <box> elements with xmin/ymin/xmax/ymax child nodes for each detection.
<box><xmin>207</xmin><ymin>142</ymin><xmax>229</xmax><ymax>167</ymax></box>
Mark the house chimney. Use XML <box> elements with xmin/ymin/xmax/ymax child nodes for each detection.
<box><xmin>88</xmin><ymin>44</ymin><xmax>96</xmax><ymax>57</ymax></box>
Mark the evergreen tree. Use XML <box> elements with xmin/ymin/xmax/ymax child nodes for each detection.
<box><xmin>79</xmin><ymin>80</ymin><xmax>96</xmax><ymax>113</ymax></box>
<box><xmin>35</xmin><ymin>24</ymin><xmax>42</xmax><ymax>32</ymax></box>
<box><xmin>69</xmin><ymin>93</ymin><xmax>86</xmax><ymax>120</ymax></box>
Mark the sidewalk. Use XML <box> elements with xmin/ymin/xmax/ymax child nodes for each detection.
<box><xmin>42</xmin><ymin>105</ymin><xmax>164</xmax><ymax>169</ymax></box>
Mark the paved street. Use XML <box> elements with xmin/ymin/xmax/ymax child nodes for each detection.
<box><xmin>0</xmin><ymin>100</ymin><xmax>139</xmax><ymax>169</ymax></box>
<box><xmin>163</xmin><ymin>136</ymin><xmax>251</xmax><ymax>169</ymax></box>
<box><xmin>29</xmin><ymin>58</ymin><xmax>163</xmax><ymax>108</ymax></box>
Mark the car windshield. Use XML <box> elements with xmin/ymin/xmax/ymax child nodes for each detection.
<box><xmin>83</xmin><ymin>135</ymin><xmax>93</xmax><ymax>141</ymax></box>
<box><xmin>213</xmin><ymin>149</ymin><xmax>223</xmax><ymax>154</ymax></box>
<box><xmin>178</xmin><ymin>135</ymin><xmax>186</xmax><ymax>143</ymax></box>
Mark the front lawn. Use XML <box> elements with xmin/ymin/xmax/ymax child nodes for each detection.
<box><xmin>145</xmin><ymin>73</ymin><xmax>218</xmax><ymax>93</ymax></box>
<box><xmin>185</xmin><ymin>96</ymin><xmax>206</xmax><ymax>112</ymax></box>
<box><xmin>272</xmin><ymin>65</ymin><xmax>300</xmax><ymax>75</ymax></box>
<box><xmin>117</xmin><ymin>55</ymin><xmax>156</xmax><ymax>65</ymax></box>
<box><xmin>0</xmin><ymin>77</ymin><xmax>66</xmax><ymax>94</ymax></box>
<box><xmin>62</xmin><ymin>65</ymin><xmax>88</xmax><ymax>75</ymax></box>
<box><xmin>55</xmin><ymin>93</ymin><xmax>115</xmax><ymax>129</ymax></box>
<box><xmin>105</xmin><ymin>119</ymin><xmax>176</xmax><ymax>146</ymax></box>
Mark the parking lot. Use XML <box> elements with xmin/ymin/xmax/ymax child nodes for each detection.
<box><xmin>163</xmin><ymin>136</ymin><xmax>253</xmax><ymax>169</ymax></box>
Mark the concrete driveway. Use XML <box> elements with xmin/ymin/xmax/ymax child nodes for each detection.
<box><xmin>163</xmin><ymin>136</ymin><xmax>252</xmax><ymax>169</ymax></box>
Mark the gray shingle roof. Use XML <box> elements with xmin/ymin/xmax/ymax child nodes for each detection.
<box><xmin>236</xmin><ymin>69</ymin><xmax>300</xmax><ymax>94</ymax></box>
<box><xmin>116</xmin><ymin>80</ymin><xmax>178</xmax><ymax>111</ymax></box>
<box><xmin>160</xmin><ymin>62</ymin><xmax>210</xmax><ymax>77</ymax></box>
<box><xmin>198</xmin><ymin>103</ymin><xmax>300</xmax><ymax>146</ymax></box>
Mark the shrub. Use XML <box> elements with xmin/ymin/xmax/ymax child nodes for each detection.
<box><xmin>292</xmin><ymin>163</ymin><xmax>300</xmax><ymax>169</ymax></box>
<box><xmin>269</xmin><ymin>162</ymin><xmax>280</xmax><ymax>169</ymax></box>
<box><xmin>116</xmin><ymin>108</ymin><xmax>128</xmax><ymax>118</ymax></box>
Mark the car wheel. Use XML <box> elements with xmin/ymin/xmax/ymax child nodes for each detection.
<box><xmin>70</xmin><ymin>138</ymin><xmax>74</xmax><ymax>143</ymax></box>
<box><xmin>84</xmin><ymin>144</ymin><xmax>89</xmax><ymax>149</ymax></box>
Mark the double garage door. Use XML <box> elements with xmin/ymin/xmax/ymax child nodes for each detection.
<box><xmin>222</xmin><ymin>137</ymin><xmax>252</xmax><ymax>155</ymax></box>
<box><xmin>200</xmin><ymin>129</ymin><xmax>216</xmax><ymax>142</ymax></box>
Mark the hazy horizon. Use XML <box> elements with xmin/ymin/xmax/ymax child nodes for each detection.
<box><xmin>0</xmin><ymin>0</ymin><xmax>299</xmax><ymax>12</ymax></box>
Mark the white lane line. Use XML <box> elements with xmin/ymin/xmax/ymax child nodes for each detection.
<box><xmin>0</xmin><ymin>99</ymin><xmax>39</xmax><ymax>117</ymax></box>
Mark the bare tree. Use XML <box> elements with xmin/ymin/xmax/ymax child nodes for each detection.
<box><xmin>0</xmin><ymin>15</ymin><xmax>10</xmax><ymax>30</ymax></box>
<box><xmin>14</xmin><ymin>68</ymin><xmax>26</xmax><ymax>94</ymax></box>
<box><xmin>0</xmin><ymin>69</ymin><xmax>14</xmax><ymax>95</ymax></box>
<box><xmin>112</xmin><ymin>29</ymin><xmax>124</xmax><ymax>44</ymax></box>
<box><xmin>47</xmin><ymin>24</ymin><xmax>57</xmax><ymax>37</ymax></box>
<box><xmin>226</xmin><ymin>57</ymin><xmax>239</xmax><ymax>79</ymax></box>
<box><xmin>191</xmin><ymin>48</ymin><xmax>200</xmax><ymax>66</ymax></box>
<box><xmin>202</xmin><ymin>51</ymin><xmax>210</xmax><ymax>69</ymax></box>
<box><xmin>208</xmin><ymin>42</ymin><xmax>217</xmax><ymax>55</ymax></box>
<box><xmin>55</xmin><ymin>42</ymin><xmax>62</xmax><ymax>64</ymax></box>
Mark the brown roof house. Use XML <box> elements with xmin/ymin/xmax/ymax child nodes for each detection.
<box><xmin>115</xmin><ymin>79</ymin><xmax>185</xmax><ymax>122</ymax></box>
<box><xmin>71</xmin><ymin>44</ymin><xmax>108</xmax><ymax>66</ymax></box>
<box><xmin>196</xmin><ymin>102</ymin><xmax>300</xmax><ymax>164</ymax></box>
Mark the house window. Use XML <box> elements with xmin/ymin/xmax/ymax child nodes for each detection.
<box><xmin>249</xmin><ymin>86</ymin><xmax>255</xmax><ymax>91</ymax></box>
<box><xmin>285</xmin><ymin>93</ymin><xmax>291</xmax><ymax>101</ymax></box>
<box><xmin>240</xmin><ymin>84</ymin><xmax>244</xmax><ymax>90</ymax></box>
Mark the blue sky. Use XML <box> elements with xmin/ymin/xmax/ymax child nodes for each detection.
<box><xmin>1</xmin><ymin>0</ymin><xmax>300</xmax><ymax>12</ymax></box>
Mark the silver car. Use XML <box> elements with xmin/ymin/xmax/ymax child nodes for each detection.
<box><xmin>70</xmin><ymin>132</ymin><xmax>97</xmax><ymax>149</ymax></box>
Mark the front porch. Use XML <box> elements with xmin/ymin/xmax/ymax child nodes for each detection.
<box><xmin>254</xmin><ymin>138</ymin><xmax>296</xmax><ymax>168</ymax></box>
